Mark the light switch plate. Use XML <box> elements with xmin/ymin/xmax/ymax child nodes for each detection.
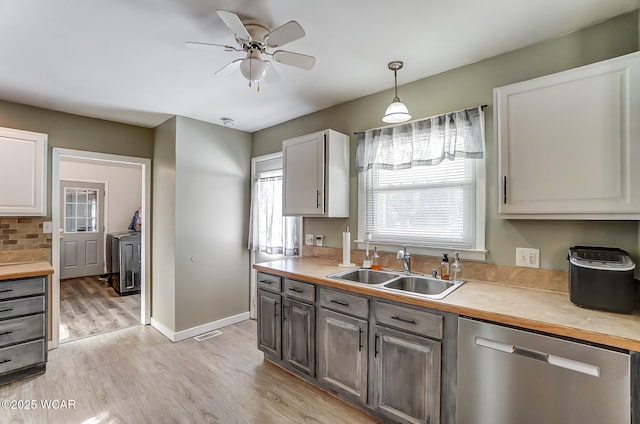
<box><xmin>315</xmin><ymin>235</ymin><xmax>324</xmax><ymax>247</ymax></box>
<box><xmin>516</xmin><ymin>247</ymin><xmax>540</xmax><ymax>268</ymax></box>
<box><xmin>43</xmin><ymin>221</ymin><xmax>52</xmax><ymax>233</ymax></box>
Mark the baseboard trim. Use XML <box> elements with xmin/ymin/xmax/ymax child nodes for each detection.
<box><xmin>151</xmin><ymin>312</ymin><xmax>250</xmax><ymax>343</ymax></box>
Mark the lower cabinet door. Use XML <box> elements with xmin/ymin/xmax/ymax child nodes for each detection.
<box><xmin>372</xmin><ymin>325</ymin><xmax>442</xmax><ymax>424</ymax></box>
<box><xmin>318</xmin><ymin>308</ymin><xmax>368</xmax><ymax>404</ymax></box>
<box><xmin>257</xmin><ymin>289</ymin><xmax>281</xmax><ymax>359</ymax></box>
<box><xmin>282</xmin><ymin>298</ymin><xmax>315</xmax><ymax>376</ymax></box>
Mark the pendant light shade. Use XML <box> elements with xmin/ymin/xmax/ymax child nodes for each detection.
<box><xmin>382</xmin><ymin>61</ymin><xmax>411</xmax><ymax>123</ymax></box>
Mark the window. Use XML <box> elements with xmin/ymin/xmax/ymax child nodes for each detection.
<box><xmin>356</xmin><ymin>107</ymin><xmax>486</xmax><ymax>260</ymax></box>
<box><xmin>64</xmin><ymin>187</ymin><xmax>98</xmax><ymax>233</ymax></box>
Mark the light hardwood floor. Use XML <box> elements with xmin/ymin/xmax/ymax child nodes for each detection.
<box><xmin>60</xmin><ymin>276</ymin><xmax>140</xmax><ymax>343</ymax></box>
<box><xmin>1</xmin><ymin>320</ymin><xmax>381</xmax><ymax>424</ymax></box>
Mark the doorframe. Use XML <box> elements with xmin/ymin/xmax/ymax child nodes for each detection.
<box><xmin>51</xmin><ymin>148</ymin><xmax>151</xmax><ymax>349</ymax></box>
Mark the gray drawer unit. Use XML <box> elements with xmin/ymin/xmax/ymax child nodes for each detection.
<box><xmin>0</xmin><ymin>297</ymin><xmax>45</xmax><ymax>320</ymax></box>
<box><xmin>0</xmin><ymin>339</ymin><xmax>45</xmax><ymax>374</ymax></box>
<box><xmin>0</xmin><ymin>274</ymin><xmax>48</xmax><ymax>386</ymax></box>
<box><xmin>257</xmin><ymin>272</ymin><xmax>282</xmax><ymax>293</ymax></box>
<box><xmin>375</xmin><ymin>301</ymin><xmax>443</xmax><ymax>339</ymax></box>
<box><xmin>0</xmin><ymin>277</ymin><xmax>45</xmax><ymax>300</ymax></box>
<box><xmin>284</xmin><ymin>278</ymin><xmax>316</xmax><ymax>303</ymax></box>
<box><xmin>319</xmin><ymin>287</ymin><xmax>369</xmax><ymax>319</ymax></box>
<box><xmin>0</xmin><ymin>314</ymin><xmax>45</xmax><ymax>348</ymax></box>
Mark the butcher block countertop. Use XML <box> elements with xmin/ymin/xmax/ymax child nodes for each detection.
<box><xmin>0</xmin><ymin>261</ymin><xmax>54</xmax><ymax>281</ymax></box>
<box><xmin>255</xmin><ymin>257</ymin><xmax>640</xmax><ymax>352</ymax></box>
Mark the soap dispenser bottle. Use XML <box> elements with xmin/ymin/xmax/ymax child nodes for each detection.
<box><xmin>371</xmin><ymin>246</ymin><xmax>382</xmax><ymax>270</ymax></box>
<box><xmin>451</xmin><ymin>252</ymin><xmax>463</xmax><ymax>282</ymax></box>
<box><xmin>441</xmin><ymin>253</ymin><xmax>450</xmax><ymax>280</ymax></box>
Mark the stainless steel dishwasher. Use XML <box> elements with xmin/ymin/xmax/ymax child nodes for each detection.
<box><xmin>457</xmin><ymin>317</ymin><xmax>630</xmax><ymax>424</ymax></box>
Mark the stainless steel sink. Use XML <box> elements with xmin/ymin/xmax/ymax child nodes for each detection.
<box><xmin>328</xmin><ymin>269</ymin><xmax>400</xmax><ymax>285</ymax></box>
<box><xmin>383</xmin><ymin>275</ymin><xmax>464</xmax><ymax>300</ymax></box>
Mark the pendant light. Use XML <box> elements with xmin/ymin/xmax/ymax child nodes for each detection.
<box><xmin>382</xmin><ymin>61</ymin><xmax>411</xmax><ymax>123</ymax></box>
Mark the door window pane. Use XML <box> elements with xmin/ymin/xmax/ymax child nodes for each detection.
<box><xmin>64</xmin><ymin>187</ymin><xmax>99</xmax><ymax>233</ymax></box>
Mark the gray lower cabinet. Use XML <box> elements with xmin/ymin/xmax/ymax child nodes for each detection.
<box><xmin>317</xmin><ymin>307</ymin><xmax>368</xmax><ymax>404</ymax></box>
<box><xmin>257</xmin><ymin>288</ymin><xmax>281</xmax><ymax>360</ymax></box>
<box><xmin>282</xmin><ymin>278</ymin><xmax>316</xmax><ymax>377</ymax></box>
<box><xmin>282</xmin><ymin>297</ymin><xmax>315</xmax><ymax>376</ymax></box>
<box><xmin>0</xmin><ymin>275</ymin><xmax>48</xmax><ymax>386</ymax></box>
<box><xmin>372</xmin><ymin>325</ymin><xmax>442</xmax><ymax>424</ymax></box>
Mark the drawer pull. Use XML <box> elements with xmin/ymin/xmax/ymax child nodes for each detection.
<box><xmin>0</xmin><ymin>308</ymin><xmax>13</xmax><ymax>313</ymax></box>
<box><xmin>288</xmin><ymin>288</ymin><xmax>304</xmax><ymax>294</ymax></box>
<box><xmin>0</xmin><ymin>331</ymin><xmax>13</xmax><ymax>336</ymax></box>
<box><xmin>259</xmin><ymin>280</ymin><xmax>273</xmax><ymax>285</ymax></box>
<box><xmin>0</xmin><ymin>289</ymin><xmax>13</xmax><ymax>293</ymax></box>
<box><xmin>330</xmin><ymin>299</ymin><xmax>349</xmax><ymax>307</ymax></box>
<box><xmin>391</xmin><ymin>315</ymin><xmax>417</xmax><ymax>325</ymax></box>
<box><xmin>0</xmin><ymin>359</ymin><xmax>11</xmax><ymax>364</ymax></box>
<box><xmin>358</xmin><ymin>328</ymin><xmax>363</xmax><ymax>352</ymax></box>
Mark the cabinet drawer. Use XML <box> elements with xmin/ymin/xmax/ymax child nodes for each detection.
<box><xmin>284</xmin><ymin>279</ymin><xmax>315</xmax><ymax>303</ymax></box>
<box><xmin>0</xmin><ymin>277</ymin><xmax>45</xmax><ymax>300</ymax></box>
<box><xmin>0</xmin><ymin>314</ymin><xmax>45</xmax><ymax>348</ymax></box>
<box><xmin>319</xmin><ymin>288</ymin><xmax>369</xmax><ymax>319</ymax></box>
<box><xmin>0</xmin><ymin>339</ymin><xmax>45</xmax><ymax>374</ymax></box>
<box><xmin>0</xmin><ymin>296</ymin><xmax>45</xmax><ymax>320</ymax></box>
<box><xmin>375</xmin><ymin>301</ymin><xmax>443</xmax><ymax>339</ymax></box>
<box><xmin>257</xmin><ymin>272</ymin><xmax>282</xmax><ymax>293</ymax></box>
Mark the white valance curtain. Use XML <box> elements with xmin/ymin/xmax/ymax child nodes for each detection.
<box><xmin>355</xmin><ymin>106</ymin><xmax>485</xmax><ymax>172</ymax></box>
<box><xmin>248</xmin><ymin>175</ymin><xmax>299</xmax><ymax>256</ymax></box>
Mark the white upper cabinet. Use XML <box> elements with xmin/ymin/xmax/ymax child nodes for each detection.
<box><xmin>495</xmin><ymin>51</ymin><xmax>640</xmax><ymax>219</ymax></box>
<box><xmin>283</xmin><ymin>129</ymin><xmax>349</xmax><ymax>217</ymax></box>
<box><xmin>0</xmin><ymin>127</ymin><xmax>47</xmax><ymax>216</ymax></box>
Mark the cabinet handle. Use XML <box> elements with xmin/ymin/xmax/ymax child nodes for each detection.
<box><xmin>0</xmin><ymin>289</ymin><xmax>13</xmax><ymax>293</ymax></box>
<box><xmin>503</xmin><ymin>175</ymin><xmax>507</xmax><ymax>204</ymax></box>
<box><xmin>358</xmin><ymin>328</ymin><xmax>363</xmax><ymax>352</ymax></box>
<box><xmin>0</xmin><ymin>331</ymin><xmax>13</xmax><ymax>336</ymax></box>
<box><xmin>274</xmin><ymin>302</ymin><xmax>279</xmax><ymax>318</ymax></box>
<box><xmin>316</xmin><ymin>190</ymin><xmax>320</xmax><ymax>209</ymax></box>
<box><xmin>283</xmin><ymin>304</ymin><xmax>290</xmax><ymax>320</ymax></box>
<box><xmin>391</xmin><ymin>315</ymin><xmax>417</xmax><ymax>325</ymax></box>
<box><xmin>330</xmin><ymin>299</ymin><xmax>349</xmax><ymax>307</ymax></box>
<box><xmin>0</xmin><ymin>308</ymin><xmax>13</xmax><ymax>314</ymax></box>
<box><xmin>374</xmin><ymin>333</ymin><xmax>380</xmax><ymax>357</ymax></box>
<box><xmin>288</xmin><ymin>288</ymin><xmax>304</xmax><ymax>294</ymax></box>
<box><xmin>0</xmin><ymin>359</ymin><xmax>11</xmax><ymax>364</ymax></box>
<box><xmin>259</xmin><ymin>280</ymin><xmax>273</xmax><ymax>285</ymax></box>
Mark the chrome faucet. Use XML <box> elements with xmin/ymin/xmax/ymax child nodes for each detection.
<box><xmin>396</xmin><ymin>246</ymin><xmax>411</xmax><ymax>273</ymax></box>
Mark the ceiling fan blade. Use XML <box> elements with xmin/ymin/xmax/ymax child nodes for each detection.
<box><xmin>216</xmin><ymin>10</ymin><xmax>251</xmax><ymax>42</ymax></box>
<box><xmin>185</xmin><ymin>41</ymin><xmax>239</xmax><ymax>52</ymax></box>
<box><xmin>263</xmin><ymin>61</ymin><xmax>280</xmax><ymax>84</ymax></box>
<box><xmin>265</xmin><ymin>20</ymin><xmax>305</xmax><ymax>48</ymax></box>
<box><xmin>273</xmin><ymin>50</ymin><xmax>316</xmax><ymax>70</ymax></box>
<box><xmin>215</xmin><ymin>59</ymin><xmax>242</xmax><ymax>76</ymax></box>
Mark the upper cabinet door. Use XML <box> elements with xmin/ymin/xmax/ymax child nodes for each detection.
<box><xmin>0</xmin><ymin>127</ymin><xmax>47</xmax><ymax>216</ymax></box>
<box><xmin>283</xmin><ymin>129</ymin><xmax>349</xmax><ymax>217</ymax></box>
<box><xmin>495</xmin><ymin>51</ymin><xmax>640</xmax><ymax>219</ymax></box>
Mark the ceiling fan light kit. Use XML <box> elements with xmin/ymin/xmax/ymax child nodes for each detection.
<box><xmin>383</xmin><ymin>60</ymin><xmax>412</xmax><ymax>123</ymax></box>
<box><xmin>186</xmin><ymin>10</ymin><xmax>315</xmax><ymax>91</ymax></box>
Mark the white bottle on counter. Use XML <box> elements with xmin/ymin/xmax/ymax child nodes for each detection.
<box><xmin>451</xmin><ymin>252</ymin><xmax>463</xmax><ymax>282</ymax></box>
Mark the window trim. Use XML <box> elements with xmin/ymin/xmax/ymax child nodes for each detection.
<box><xmin>357</xmin><ymin>157</ymin><xmax>487</xmax><ymax>262</ymax></box>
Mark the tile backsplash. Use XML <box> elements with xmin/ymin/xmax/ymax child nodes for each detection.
<box><xmin>0</xmin><ymin>217</ymin><xmax>51</xmax><ymax>263</ymax></box>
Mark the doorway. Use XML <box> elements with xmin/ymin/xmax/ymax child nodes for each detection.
<box><xmin>51</xmin><ymin>148</ymin><xmax>151</xmax><ymax>349</ymax></box>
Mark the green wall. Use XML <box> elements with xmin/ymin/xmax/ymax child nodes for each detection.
<box><xmin>251</xmin><ymin>11</ymin><xmax>640</xmax><ymax>271</ymax></box>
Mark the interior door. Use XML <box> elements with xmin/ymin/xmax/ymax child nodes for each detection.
<box><xmin>60</xmin><ymin>181</ymin><xmax>104</xmax><ymax>279</ymax></box>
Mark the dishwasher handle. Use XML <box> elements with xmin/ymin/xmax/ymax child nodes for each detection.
<box><xmin>474</xmin><ymin>336</ymin><xmax>600</xmax><ymax>377</ymax></box>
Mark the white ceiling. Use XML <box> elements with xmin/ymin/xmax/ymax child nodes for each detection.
<box><xmin>0</xmin><ymin>0</ymin><xmax>638</xmax><ymax>132</ymax></box>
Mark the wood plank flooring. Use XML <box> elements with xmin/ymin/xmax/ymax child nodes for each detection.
<box><xmin>1</xmin><ymin>320</ymin><xmax>381</xmax><ymax>424</ymax></box>
<box><xmin>60</xmin><ymin>276</ymin><xmax>140</xmax><ymax>343</ymax></box>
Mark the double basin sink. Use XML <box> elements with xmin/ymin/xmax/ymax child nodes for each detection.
<box><xmin>328</xmin><ymin>268</ymin><xmax>464</xmax><ymax>300</ymax></box>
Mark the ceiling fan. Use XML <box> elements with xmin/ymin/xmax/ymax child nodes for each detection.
<box><xmin>186</xmin><ymin>10</ymin><xmax>316</xmax><ymax>91</ymax></box>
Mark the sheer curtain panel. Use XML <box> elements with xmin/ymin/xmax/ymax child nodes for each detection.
<box><xmin>248</xmin><ymin>175</ymin><xmax>299</xmax><ymax>256</ymax></box>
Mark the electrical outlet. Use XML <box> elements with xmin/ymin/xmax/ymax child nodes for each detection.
<box><xmin>315</xmin><ymin>235</ymin><xmax>324</xmax><ymax>247</ymax></box>
<box><xmin>305</xmin><ymin>234</ymin><xmax>314</xmax><ymax>246</ymax></box>
<box><xmin>516</xmin><ymin>247</ymin><xmax>540</xmax><ymax>268</ymax></box>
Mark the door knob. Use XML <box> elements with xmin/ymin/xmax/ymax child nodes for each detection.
<box><xmin>59</xmin><ymin>228</ymin><xmax>64</xmax><ymax>240</ymax></box>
